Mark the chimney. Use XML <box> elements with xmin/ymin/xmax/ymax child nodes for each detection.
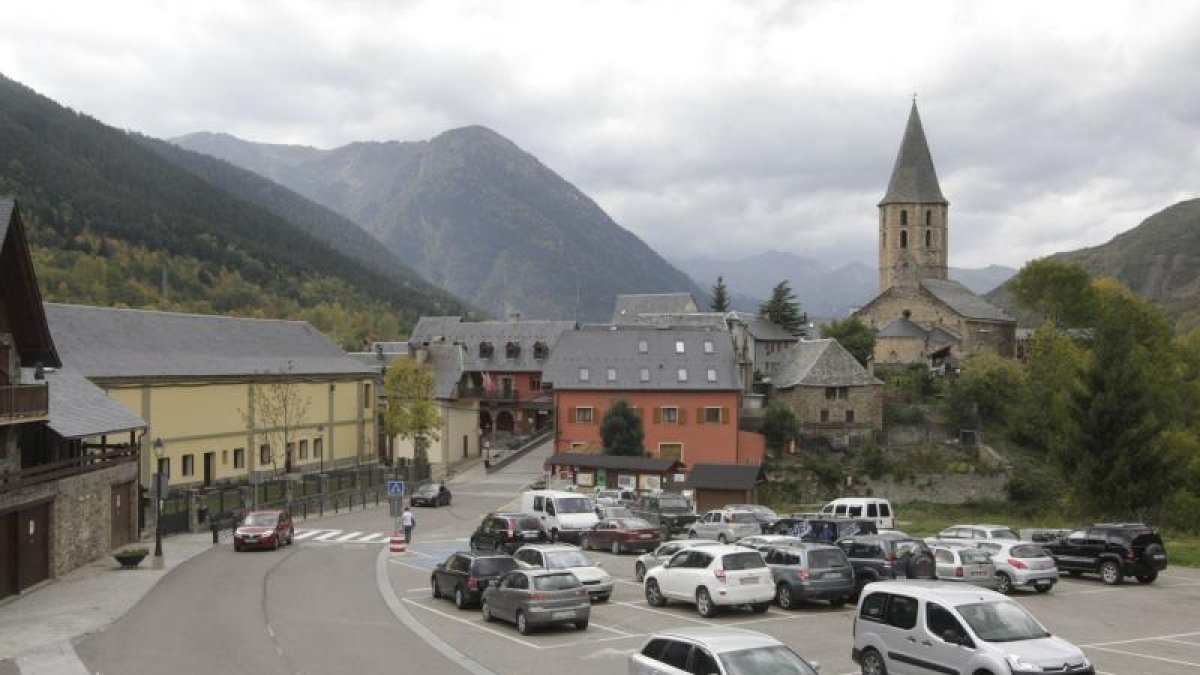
<box><xmin>414</xmin><ymin>345</ymin><xmax>429</xmax><ymax>366</ymax></box>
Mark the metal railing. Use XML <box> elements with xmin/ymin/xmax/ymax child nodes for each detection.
<box><xmin>0</xmin><ymin>445</ymin><xmax>137</xmax><ymax>493</ymax></box>
<box><xmin>0</xmin><ymin>382</ymin><xmax>49</xmax><ymax>420</ymax></box>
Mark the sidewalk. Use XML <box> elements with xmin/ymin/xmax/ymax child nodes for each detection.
<box><xmin>0</xmin><ymin>532</ymin><xmax>215</xmax><ymax>666</ymax></box>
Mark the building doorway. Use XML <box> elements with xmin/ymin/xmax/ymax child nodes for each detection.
<box><xmin>203</xmin><ymin>452</ymin><xmax>215</xmax><ymax>487</ymax></box>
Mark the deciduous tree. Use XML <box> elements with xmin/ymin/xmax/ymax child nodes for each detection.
<box><xmin>761</xmin><ymin>403</ymin><xmax>799</xmax><ymax>458</ymax></box>
<box><xmin>824</xmin><ymin>316</ymin><xmax>875</xmax><ymax>367</ymax></box>
<box><xmin>384</xmin><ymin>358</ymin><xmax>441</xmax><ymax>465</ymax></box>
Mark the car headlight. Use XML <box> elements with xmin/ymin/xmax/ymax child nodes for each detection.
<box><xmin>1005</xmin><ymin>654</ymin><xmax>1040</xmax><ymax>672</ymax></box>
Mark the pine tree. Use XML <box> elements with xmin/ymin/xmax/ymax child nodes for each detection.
<box><xmin>710</xmin><ymin>276</ymin><xmax>731</xmax><ymax>312</ymax></box>
<box><xmin>759</xmin><ymin>280</ymin><xmax>806</xmax><ymax>335</ymax></box>
<box><xmin>600</xmin><ymin>399</ymin><xmax>645</xmax><ymax>457</ymax></box>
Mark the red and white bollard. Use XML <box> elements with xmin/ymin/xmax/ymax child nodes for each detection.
<box><xmin>389</xmin><ymin>531</ymin><xmax>407</xmax><ymax>553</ymax></box>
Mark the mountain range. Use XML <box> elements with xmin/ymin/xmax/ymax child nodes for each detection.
<box><xmin>173</xmin><ymin>129</ymin><xmax>703</xmax><ymax>322</ymax></box>
<box><xmin>674</xmin><ymin>250</ymin><xmax>1017</xmax><ymax>318</ymax></box>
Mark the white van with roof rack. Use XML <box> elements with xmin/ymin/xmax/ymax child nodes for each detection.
<box><xmin>819</xmin><ymin>497</ymin><xmax>894</xmax><ymax>530</ymax></box>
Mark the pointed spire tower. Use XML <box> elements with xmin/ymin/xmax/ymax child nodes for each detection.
<box><xmin>877</xmin><ymin>101</ymin><xmax>949</xmax><ymax>292</ymax></box>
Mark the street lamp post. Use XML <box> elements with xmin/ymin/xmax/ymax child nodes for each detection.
<box><xmin>153</xmin><ymin>437</ymin><xmax>165</xmax><ymax>558</ymax></box>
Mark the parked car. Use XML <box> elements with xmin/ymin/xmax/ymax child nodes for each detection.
<box><xmin>688</xmin><ymin>509</ymin><xmax>762</xmax><ymax>543</ymax></box>
<box><xmin>629</xmin><ymin>627</ymin><xmax>820</xmax><ymax>675</ymax></box>
<box><xmin>973</xmin><ymin>540</ymin><xmax>1059</xmax><ymax>594</ymax></box>
<box><xmin>837</xmin><ymin>532</ymin><xmax>936</xmax><ymax>598</ymax></box>
<box><xmin>936</xmin><ymin>523</ymin><xmax>1020</xmax><ymax>541</ymax></box>
<box><xmin>852</xmin><ymin>582</ymin><xmax>1091</xmax><ymax>675</ymax></box>
<box><xmin>770</xmin><ymin>517</ymin><xmax>877</xmax><ymax>542</ymax></box>
<box><xmin>431</xmin><ymin>551</ymin><xmax>521</xmax><ymax>608</ymax></box>
<box><xmin>930</xmin><ymin>545</ymin><xmax>1000</xmax><ymax>590</ymax></box>
<box><xmin>512</xmin><ymin>544</ymin><xmax>613</xmax><ymax>601</ymax></box>
<box><xmin>630</xmin><ymin>492</ymin><xmax>699</xmax><ymax>540</ymax></box>
<box><xmin>1020</xmin><ymin>527</ymin><xmax>1071</xmax><ymax>544</ymax></box>
<box><xmin>817</xmin><ymin>497</ymin><xmax>895</xmax><ymax>530</ymax></box>
<box><xmin>595</xmin><ymin>505</ymin><xmax>635</xmax><ymax>520</ymax></box>
<box><xmin>634</xmin><ymin>540</ymin><xmax>724</xmax><ymax>582</ymax></box>
<box><xmin>410</xmin><ymin>482</ymin><xmax>452</xmax><ymax>507</ymax></box>
<box><xmin>722</xmin><ymin>504</ymin><xmax>781</xmax><ymax>533</ymax></box>
<box><xmin>583</xmin><ymin>517</ymin><xmax>662</xmax><ymax>554</ymax></box>
<box><xmin>595</xmin><ymin>489</ymin><xmax>637</xmax><ymax>507</ymax></box>
<box><xmin>1041</xmin><ymin>522</ymin><xmax>1169</xmax><ymax>584</ymax></box>
<box><xmin>520</xmin><ymin>490</ymin><xmax>599</xmax><ymax>543</ymax></box>
<box><xmin>481</xmin><ymin>569</ymin><xmax>591</xmax><ymax>634</ymax></box>
<box><xmin>735</xmin><ymin>535</ymin><xmax>807</xmax><ymax>552</ymax></box>
<box><xmin>234</xmin><ymin>509</ymin><xmax>294</xmax><ymax>551</ymax></box>
<box><xmin>469</xmin><ymin>512</ymin><xmax>548</xmax><ymax>554</ymax></box>
<box><xmin>643</xmin><ymin>545</ymin><xmax>774</xmax><ymax>618</ymax></box>
<box><xmin>762</xmin><ymin>542</ymin><xmax>856</xmax><ymax>609</ymax></box>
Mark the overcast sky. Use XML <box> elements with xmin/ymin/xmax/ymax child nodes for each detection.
<box><xmin>2</xmin><ymin>0</ymin><xmax>1198</xmax><ymax>270</ymax></box>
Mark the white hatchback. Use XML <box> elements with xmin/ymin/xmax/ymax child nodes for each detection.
<box><xmin>643</xmin><ymin>545</ymin><xmax>774</xmax><ymax>617</ymax></box>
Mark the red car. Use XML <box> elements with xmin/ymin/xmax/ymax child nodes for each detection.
<box><xmin>582</xmin><ymin>517</ymin><xmax>662</xmax><ymax>554</ymax></box>
<box><xmin>234</xmin><ymin>509</ymin><xmax>294</xmax><ymax>551</ymax></box>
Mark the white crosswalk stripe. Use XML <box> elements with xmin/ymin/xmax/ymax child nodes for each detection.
<box><xmin>294</xmin><ymin>528</ymin><xmax>392</xmax><ymax>545</ymax></box>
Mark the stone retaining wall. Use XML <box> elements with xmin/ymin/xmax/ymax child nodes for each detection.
<box><xmin>856</xmin><ymin>472</ymin><xmax>1008</xmax><ymax>504</ymax></box>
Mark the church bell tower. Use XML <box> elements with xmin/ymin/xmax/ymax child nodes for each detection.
<box><xmin>878</xmin><ymin>101</ymin><xmax>949</xmax><ymax>292</ymax></box>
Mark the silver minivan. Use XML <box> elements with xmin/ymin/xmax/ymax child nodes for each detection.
<box><xmin>852</xmin><ymin>581</ymin><xmax>1090</xmax><ymax>675</ymax></box>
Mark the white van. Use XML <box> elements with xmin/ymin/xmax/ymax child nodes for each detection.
<box><xmin>520</xmin><ymin>490</ymin><xmax>599</xmax><ymax>543</ymax></box>
<box><xmin>819</xmin><ymin>497</ymin><xmax>894</xmax><ymax>530</ymax></box>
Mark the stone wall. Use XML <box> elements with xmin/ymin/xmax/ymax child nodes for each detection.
<box><xmin>773</xmin><ymin>384</ymin><xmax>883</xmax><ymax>432</ymax></box>
<box><xmin>854</xmin><ymin>472</ymin><xmax>1008</xmax><ymax>504</ymax></box>
<box><xmin>51</xmin><ymin>462</ymin><xmax>139</xmax><ymax>575</ymax></box>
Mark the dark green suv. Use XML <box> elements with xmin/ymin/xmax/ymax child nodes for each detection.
<box><xmin>1043</xmin><ymin>523</ymin><xmax>1168</xmax><ymax>585</ymax></box>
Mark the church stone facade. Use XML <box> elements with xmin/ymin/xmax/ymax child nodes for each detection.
<box><xmin>854</xmin><ymin>103</ymin><xmax>1016</xmax><ymax>366</ymax></box>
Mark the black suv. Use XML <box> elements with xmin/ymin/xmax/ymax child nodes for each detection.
<box><xmin>431</xmin><ymin>551</ymin><xmax>520</xmax><ymax>608</ymax></box>
<box><xmin>837</xmin><ymin>532</ymin><xmax>936</xmax><ymax>597</ymax></box>
<box><xmin>1042</xmin><ymin>523</ymin><xmax>1169</xmax><ymax>585</ymax></box>
<box><xmin>469</xmin><ymin>512</ymin><xmax>547</xmax><ymax>554</ymax></box>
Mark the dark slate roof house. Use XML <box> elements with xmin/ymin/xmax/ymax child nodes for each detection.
<box><xmin>542</xmin><ymin>326</ymin><xmax>741</xmax><ymax>392</ymax></box>
<box><xmin>409</xmin><ymin>316</ymin><xmax>576</xmax><ymax>373</ymax></box>
<box><xmin>919</xmin><ymin>279</ymin><xmax>1012</xmax><ymax>322</ymax></box>
<box><xmin>611</xmin><ymin>293</ymin><xmax>699</xmax><ymax>325</ymax></box>
<box><xmin>764</xmin><ymin>339</ymin><xmax>883</xmax><ymax>389</ymax></box>
<box><xmin>879</xmin><ymin>102</ymin><xmax>948</xmax><ymax>206</ymax></box>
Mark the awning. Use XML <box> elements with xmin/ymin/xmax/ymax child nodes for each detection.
<box><xmin>43</xmin><ymin>366</ymin><xmax>146</xmax><ymax>439</ymax></box>
<box><xmin>683</xmin><ymin>463</ymin><xmax>764</xmax><ymax>491</ymax></box>
<box><xmin>544</xmin><ymin>452</ymin><xmax>683</xmax><ymax>473</ymax></box>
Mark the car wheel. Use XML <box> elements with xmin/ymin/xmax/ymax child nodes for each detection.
<box><xmin>431</xmin><ymin>576</ymin><xmax>441</xmax><ymax>598</ymax></box>
<box><xmin>481</xmin><ymin>601</ymin><xmax>493</xmax><ymax>622</ymax></box>
<box><xmin>645</xmin><ymin>579</ymin><xmax>667</xmax><ymax>607</ymax></box>
<box><xmin>830</xmin><ymin>595</ymin><xmax>848</xmax><ymax>608</ymax></box>
<box><xmin>516</xmin><ymin>611</ymin><xmax>532</xmax><ymax>635</ymax></box>
<box><xmin>717</xmin><ymin>534</ymin><xmax>728</xmax><ymax>545</ymax></box>
<box><xmin>597</xmin><ymin>593</ymin><xmax>611</xmax><ymax>603</ymax></box>
<box><xmin>234</xmin><ymin>542</ymin><xmax>243</xmax><ymax>552</ymax></box>
<box><xmin>995</xmin><ymin>572</ymin><xmax>1013</xmax><ymax>595</ymax></box>
<box><xmin>581</xmin><ymin>536</ymin><xmax>591</xmax><ymax>550</ymax></box>
<box><xmin>287</xmin><ymin>528</ymin><xmax>295</xmax><ymax>545</ymax></box>
<box><xmin>270</xmin><ymin>537</ymin><xmax>279</xmax><ymax>551</ymax></box>
<box><xmin>1136</xmin><ymin>572</ymin><xmax>1158</xmax><ymax>584</ymax></box>
<box><xmin>612</xmin><ymin>540</ymin><xmax>622</xmax><ymax>555</ymax></box>
<box><xmin>1100</xmin><ymin>560</ymin><xmax>1124</xmax><ymax>585</ymax></box>
<box><xmin>455</xmin><ymin>586</ymin><xmax>468</xmax><ymax>609</ymax></box>
<box><xmin>860</xmin><ymin>647</ymin><xmax>888</xmax><ymax>675</ymax></box>
<box><xmin>635</xmin><ymin>562</ymin><xmax>647</xmax><ymax>582</ymax></box>
<box><xmin>696</xmin><ymin>587</ymin><xmax>717</xmax><ymax>618</ymax></box>
<box><xmin>688</xmin><ymin>530</ymin><xmax>697</xmax><ymax>539</ymax></box>
<box><xmin>1065</xmin><ymin>570</ymin><xmax>1081</xmax><ymax>577</ymax></box>
<box><xmin>776</xmin><ymin>583</ymin><xmax>794</xmax><ymax>610</ymax></box>
<box><xmin>751</xmin><ymin>601</ymin><xmax>770</xmax><ymax>613</ymax></box>
<box><xmin>550</xmin><ymin>529</ymin><xmax>559</xmax><ymax>543</ymax></box>
<box><xmin>1035</xmin><ymin>584</ymin><xmax>1053</xmax><ymax>594</ymax></box>
<box><xmin>575</xmin><ymin>619</ymin><xmax>588</xmax><ymax>630</ymax></box>
<box><xmin>660</xmin><ymin>525</ymin><xmax>671</xmax><ymax>541</ymax></box>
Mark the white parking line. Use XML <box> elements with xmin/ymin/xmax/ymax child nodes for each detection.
<box><xmin>1155</xmin><ymin>637</ymin><xmax>1200</xmax><ymax>646</ymax></box>
<box><xmin>1085</xmin><ymin>645</ymin><xmax>1200</xmax><ymax>668</ymax></box>
<box><xmin>388</xmin><ymin>559</ymin><xmax>432</xmax><ymax>572</ymax></box>
<box><xmin>403</xmin><ymin>598</ymin><xmax>544</xmax><ymax>649</ymax></box>
<box><xmin>725</xmin><ymin>610</ymin><xmax>844</xmax><ymax>627</ymax></box>
<box><xmin>1081</xmin><ymin>631</ymin><xmax>1200</xmax><ymax>648</ymax></box>
<box><xmin>587</xmin><ymin>621</ymin><xmax>633</xmax><ymax>637</ymax></box>
<box><xmin>609</xmin><ymin>601</ymin><xmax>710</xmax><ymax>625</ymax></box>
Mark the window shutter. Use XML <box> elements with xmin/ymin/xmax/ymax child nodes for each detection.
<box><xmin>569</xmin><ymin>407</ymin><xmax>577</xmax><ymax>423</ymax></box>
<box><xmin>679</xmin><ymin>408</ymin><xmax>687</xmax><ymax>424</ymax></box>
<box><xmin>696</xmin><ymin>407</ymin><xmax>705</xmax><ymax>425</ymax></box>
<box><xmin>653</xmin><ymin>408</ymin><xmax>662</xmax><ymax>424</ymax></box>
<box><xmin>721</xmin><ymin>407</ymin><xmax>729</xmax><ymax>425</ymax></box>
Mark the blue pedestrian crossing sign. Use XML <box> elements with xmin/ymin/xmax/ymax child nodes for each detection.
<box><xmin>387</xmin><ymin>480</ymin><xmax>406</xmax><ymax>497</ymax></box>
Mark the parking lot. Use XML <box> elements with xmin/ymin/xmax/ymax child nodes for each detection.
<box><xmin>386</xmin><ymin>539</ymin><xmax>1200</xmax><ymax>675</ymax></box>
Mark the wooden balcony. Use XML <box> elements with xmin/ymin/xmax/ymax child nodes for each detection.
<box><xmin>0</xmin><ymin>382</ymin><xmax>49</xmax><ymax>424</ymax></box>
<box><xmin>0</xmin><ymin>445</ymin><xmax>138</xmax><ymax>494</ymax></box>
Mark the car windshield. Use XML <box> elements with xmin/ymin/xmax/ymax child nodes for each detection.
<box><xmin>808</xmin><ymin>548</ymin><xmax>848</xmax><ymax>568</ymax></box>
<box><xmin>719</xmin><ymin>645</ymin><xmax>819</xmax><ymax>675</ymax></box>
<box><xmin>729</xmin><ymin>512</ymin><xmax>757</xmax><ymax>523</ymax></box>
<box><xmin>243</xmin><ymin>514</ymin><xmax>278</xmax><ymax>527</ymax></box>
<box><xmin>960</xmin><ymin>549</ymin><xmax>992</xmax><ymax>564</ymax></box>
<box><xmin>556</xmin><ymin>497</ymin><xmax>594</xmax><ymax>514</ymax></box>
<box><xmin>1010</xmin><ymin>544</ymin><xmax>1048</xmax><ymax>559</ymax></box>
<box><xmin>658</xmin><ymin>496</ymin><xmax>690</xmax><ymax>510</ymax></box>
<box><xmin>956</xmin><ymin>601</ymin><xmax>1051</xmax><ymax>642</ymax></box>
<box><xmin>749</xmin><ymin>506</ymin><xmax>778</xmax><ymax>517</ymax></box>
<box><xmin>416</xmin><ymin>485</ymin><xmax>439</xmax><ymax>495</ymax></box>
<box><xmin>515</xmin><ymin>517</ymin><xmax>542</xmax><ymax>530</ymax></box>
<box><xmin>990</xmin><ymin>528</ymin><xmax>1019</xmax><ymax>539</ymax></box>
<box><xmin>722</xmin><ymin>552</ymin><xmax>766</xmax><ymax>570</ymax></box>
<box><xmin>533</xmin><ymin>573</ymin><xmax>580</xmax><ymax>590</ymax></box>
<box><xmin>893</xmin><ymin>540</ymin><xmax>928</xmax><ymax>557</ymax></box>
<box><xmin>544</xmin><ymin>551</ymin><xmax>593</xmax><ymax>569</ymax></box>
<box><xmin>616</xmin><ymin>518</ymin><xmax>653</xmax><ymax>529</ymax></box>
<box><xmin>472</xmin><ymin>557</ymin><xmax>519</xmax><ymax>577</ymax></box>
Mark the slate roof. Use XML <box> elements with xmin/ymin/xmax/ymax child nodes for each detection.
<box><xmin>764</xmin><ymin>339</ymin><xmax>882</xmax><ymax>388</ymax></box>
<box><xmin>40</xmin><ymin>366</ymin><xmax>146</xmax><ymax>439</ymax></box>
<box><xmin>684</xmin><ymin>463</ymin><xmax>763</xmax><ymax>491</ymax></box>
<box><xmin>880</xmin><ymin>102</ymin><xmax>948</xmax><ymax>206</ymax></box>
<box><xmin>424</xmin><ymin>343</ymin><xmax>466</xmax><ymax>399</ymax></box>
<box><xmin>1</xmin><ymin>198</ymin><xmax>61</xmax><ymax>368</ymax></box>
<box><xmin>44</xmin><ymin>303</ymin><xmax>372</xmax><ymax>380</ymax></box>
<box><xmin>728</xmin><ymin>312</ymin><xmax>798</xmax><ymax>342</ymax></box>
<box><xmin>612</xmin><ymin>293</ymin><xmax>699</xmax><ymax>324</ymax></box>
<box><xmin>877</xmin><ymin>317</ymin><xmax>929</xmax><ymax>338</ymax></box>
<box><xmin>409</xmin><ymin>316</ymin><xmax>576</xmax><ymax>373</ymax></box>
<box><xmin>542</xmin><ymin>326</ymin><xmax>741</xmax><ymax>391</ymax></box>
<box><xmin>0</xmin><ymin>199</ymin><xmax>12</xmax><ymax>241</ymax></box>
<box><xmin>920</xmin><ymin>279</ymin><xmax>1013</xmax><ymax>322</ymax></box>
<box><xmin>543</xmin><ymin>452</ymin><xmax>682</xmax><ymax>473</ymax></box>
<box><xmin>627</xmin><ymin>313</ymin><xmax>729</xmax><ymax>331</ymax></box>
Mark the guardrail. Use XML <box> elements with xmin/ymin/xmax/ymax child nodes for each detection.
<box><xmin>485</xmin><ymin>430</ymin><xmax>552</xmax><ymax>473</ymax></box>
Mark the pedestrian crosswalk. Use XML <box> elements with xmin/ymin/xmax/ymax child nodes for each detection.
<box><xmin>293</xmin><ymin>528</ymin><xmax>393</xmax><ymax>544</ymax></box>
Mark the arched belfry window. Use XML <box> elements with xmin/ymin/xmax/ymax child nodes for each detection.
<box><xmin>900</xmin><ymin>210</ymin><xmax>908</xmax><ymax>226</ymax></box>
<box><xmin>925</xmin><ymin>229</ymin><xmax>931</xmax><ymax>247</ymax></box>
<box><xmin>900</xmin><ymin>230</ymin><xmax>908</xmax><ymax>249</ymax></box>
<box><xmin>925</xmin><ymin>210</ymin><xmax>932</xmax><ymax>226</ymax></box>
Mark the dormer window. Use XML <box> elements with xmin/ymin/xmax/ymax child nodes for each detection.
<box><xmin>479</xmin><ymin>341</ymin><xmax>494</xmax><ymax>358</ymax></box>
<box><xmin>533</xmin><ymin>341</ymin><xmax>549</xmax><ymax>360</ymax></box>
<box><xmin>677</xmin><ymin>368</ymin><xmax>688</xmax><ymax>382</ymax></box>
<box><xmin>675</xmin><ymin>341</ymin><xmax>685</xmax><ymax>354</ymax></box>
<box><xmin>640</xmin><ymin>368</ymin><xmax>650</xmax><ymax>382</ymax></box>
<box><xmin>505</xmin><ymin>341</ymin><xmax>520</xmax><ymax>359</ymax></box>
<box><xmin>606</xmin><ymin>368</ymin><xmax>617</xmax><ymax>382</ymax></box>
<box><xmin>703</xmin><ymin>339</ymin><xmax>714</xmax><ymax>354</ymax></box>
<box><xmin>579</xmin><ymin>367</ymin><xmax>590</xmax><ymax>382</ymax></box>
<box><xmin>638</xmin><ymin>339</ymin><xmax>648</xmax><ymax>354</ymax></box>
<box><xmin>707</xmin><ymin>369</ymin><xmax>717</xmax><ymax>382</ymax></box>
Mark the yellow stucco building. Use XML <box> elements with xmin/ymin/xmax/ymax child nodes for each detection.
<box><xmin>44</xmin><ymin>304</ymin><xmax>377</xmax><ymax>490</ymax></box>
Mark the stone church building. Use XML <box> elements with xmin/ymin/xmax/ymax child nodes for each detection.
<box><xmin>854</xmin><ymin>103</ymin><xmax>1016</xmax><ymax>367</ymax></box>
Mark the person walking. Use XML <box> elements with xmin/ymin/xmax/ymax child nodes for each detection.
<box><xmin>402</xmin><ymin>506</ymin><xmax>416</xmax><ymax>544</ymax></box>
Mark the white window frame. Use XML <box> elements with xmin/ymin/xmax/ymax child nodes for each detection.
<box><xmin>579</xmin><ymin>367</ymin><xmax>590</xmax><ymax>382</ymax></box>
<box><xmin>677</xmin><ymin>368</ymin><xmax>688</xmax><ymax>382</ymax></box>
<box><xmin>675</xmin><ymin>340</ymin><xmax>685</xmax><ymax>354</ymax></box>
<box><xmin>640</xmin><ymin>367</ymin><xmax>650</xmax><ymax>382</ymax></box>
<box><xmin>703</xmin><ymin>339</ymin><xmax>714</xmax><ymax>354</ymax></box>
<box><xmin>606</xmin><ymin>367</ymin><xmax>617</xmax><ymax>382</ymax></box>
<box><xmin>576</xmin><ymin>407</ymin><xmax>594</xmax><ymax>423</ymax></box>
<box><xmin>661</xmin><ymin>407</ymin><xmax>679</xmax><ymax>424</ymax></box>
<box><xmin>706</xmin><ymin>368</ymin><xmax>717</xmax><ymax>382</ymax></box>
<box><xmin>638</xmin><ymin>339</ymin><xmax>648</xmax><ymax>353</ymax></box>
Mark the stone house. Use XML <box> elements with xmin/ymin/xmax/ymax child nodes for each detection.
<box><xmin>764</xmin><ymin>339</ymin><xmax>884</xmax><ymax>446</ymax></box>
